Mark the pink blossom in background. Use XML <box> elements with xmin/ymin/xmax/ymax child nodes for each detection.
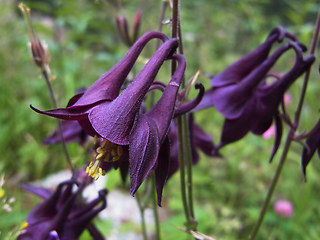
<box><xmin>263</xmin><ymin>124</ymin><xmax>276</xmax><ymax>139</ymax></box>
<box><xmin>284</xmin><ymin>93</ymin><xmax>292</xmax><ymax>105</ymax></box>
<box><xmin>274</xmin><ymin>199</ymin><xmax>293</xmax><ymax>218</ymax></box>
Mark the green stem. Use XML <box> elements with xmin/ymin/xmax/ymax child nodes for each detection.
<box><xmin>183</xmin><ymin>115</ymin><xmax>196</xmax><ymax>223</ymax></box>
<box><xmin>171</xmin><ymin>0</ymin><xmax>192</xmax><ymax>228</ymax></box>
<box><xmin>249</xmin><ymin>10</ymin><xmax>320</xmax><ymax>240</ymax></box>
<box><xmin>294</xmin><ymin>10</ymin><xmax>320</xmax><ymax>126</ymax></box>
<box><xmin>136</xmin><ymin>193</ymin><xmax>148</xmax><ymax>240</ymax></box>
<box><xmin>177</xmin><ymin>116</ymin><xmax>191</xmax><ymax>222</ymax></box>
<box><xmin>152</xmin><ymin>175</ymin><xmax>161</xmax><ymax>240</ymax></box>
<box><xmin>42</xmin><ymin>70</ymin><xmax>74</xmax><ymax>173</ymax></box>
<box><xmin>156</xmin><ymin>1</ymin><xmax>169</xmax><ymax>49</ymax></box>
<box><xmin>248</xmin><ymin>130</ymin><xmax>293</xmax><ymax>240</ymax></box>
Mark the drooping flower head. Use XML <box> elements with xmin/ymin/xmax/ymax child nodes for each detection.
<box><xmin>195</xmin><ymin>27</ymin><xmax>314</xmax><ymax>159</ymax></box>
<box><xmin>18</xmin><ymin>171</ymin><xmax>107</xmax><ymax>240</ymax></box>
<box><xmin>31</xmin><ymin>31</ymin><xmax>205</xmax><ymax>204</ymax></box>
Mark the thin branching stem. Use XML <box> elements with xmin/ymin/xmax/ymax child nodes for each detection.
<box><xmin>248</xmin><ymin>130</ymin><xmax>293</xmax><ymax>240</ymax></box>
<box><xmin>42</xmin><ymin>70</ymin><xmax>74</xmax><ymax>173</ymax></box>
<box><xmin>136</xmin><ymin>193</ymin><xmax>148</xmax><ymax>240</ymax></box>
<box><xmin>249</xmin><ymin>9</ymin><xmax>320</xmax><ymax>240</ymax></box>
<box><xmin>172</xmin><ymin>0</ymin><xmax>190</xmax><ymax>225</ymax></box>
<box><xmin>294</xmin><ymin>10</ymin><xmax>320</xmax><ymax>126</ymax></box>
<box><xmin>172</xmin><ymin>0</ymin><xmax>197</xmax><ymax>231</ymax></box>
<box><xmin>152</xmin><ymin>175</ymin><xmax>161</xmax><ymax>240</ymax></box>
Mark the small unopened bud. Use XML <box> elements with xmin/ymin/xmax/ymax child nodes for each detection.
<box><xmin>115</xmin><ymin>10</ymin><xmax>142</xmax><ymax>47</ymax></box>
<box><xmin>115</xmin><ymin>14</ymin><xmax>131</xmax><ymax>46</ymax></box>
<box><xmin>19</xmin><ymin>3</ymin><xmax>50</xmax><ymax>71</ymax></box>
<box><xmin>29</xmin><ymin>39</ymin><xmax>50</xmax><ymax>70</ymax></box>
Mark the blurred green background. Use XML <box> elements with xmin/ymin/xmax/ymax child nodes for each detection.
<box><xmin>1</xmin><ymin>0</ymin><xmax>320</xmax><ymax>239</ymax></box>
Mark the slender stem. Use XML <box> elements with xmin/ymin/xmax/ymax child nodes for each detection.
<box><xmin>177</xmin><ymin>116</ymin><xmax>190</xmax><ymax>222</ymax></box>
<box><xmin>152</xmin><ymin>175</ymin><xmax>161</xmax><ymax>240</ymax></box>
<box><xmin>294</xmin><ymin>10</ymin><xmax>320</xmax><ymax>126</ymax></box>
<box><xmin>136</xmin><ymin>193</ymin><xmax>148</xmax><ymax>240</ymax></box>
<box><xmin>156</xmin><ymin>1</ymin><xmax>169</xmax><ymax>49</ymax></box>
<box><xmin>42</xmin><ymin>70</ymin><xmax>74</xmax><ymax>172</ymax></box>
<box><xmin>248</xmin><ymin>130</ymin><xmax>293</xmax><ymax>240</ymax></box>
<box><xmin>249</xmin><ymin>10</ymin><xmax>320</xmax><ymax>240</ymax></box>
<box><xmin>183</xmin><ymin>115</ymin><xmax>196</xmax><ymax>221</ymax></box>
<box><xmin>174</xmin><ymin>3</ymin><xmax>196</xmax><ymax>225</ymax></box>
<box><xmin>171</xmin><ymin>0</ymin><xmax>191</xmax><ymax>227</ymax></box>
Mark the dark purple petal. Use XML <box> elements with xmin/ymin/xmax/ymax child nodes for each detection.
<box><xmin>89</xmin><ymin>38</ymin><xmax>178</xmax><ymax>145</ymax></box>
<box><xmin>210</xmin><ymin>28</ymin><xmax>279</xmax><ymax>88</ymax></box>
<box><xmin>86</xmin><ymin>224</ymin><xmax>105</xmax><ymax>240</ymax></box>
<box><xmin>19</xmin><ymin>181</ymin><xmax>79</xmax><ymax>240</ymax></box>
<box><xmin>145</xmin><ymin>54</ymin><xmax>185</xmax><ymax>142</ymax></box>
<box><xmin>129</xmin><ymin>117</ymin><xmax>160</xmax><ymax>196</ymax></box>
<box><xmin>43</xmin><ymin>120</ymin><xmax>87</xmax><ymax>145</ymax></box>
<box><xmin>191</xmin><ymin>87</ymin><xmax>215</xmax><ymax>112</ymax></box>
<box><xmin>219</xmin><ymin>98</ymin><xmax>255</xmax><ymax>146</ymax></box>
<box><xmin>30</xmin><ymin>31</ymin><xmax>169</xmax><ymax>124</ymax></box>
<box><xmin>74</xmin><ymin>31</ymin><xmax>169</xmax><ymax>106</ymax></box>
<box><xmin>212</xmin><ymin>43</ymin><xmax>291</xmax><ymax>119</ymax></box>
<box><xmin>167</xmin><ymin>122</ymin><xmax>179</xmax><ymax>179</ymax></box>
<box><xmin>155</xmin><ymin>136</ymin><xmax>170</xmax><ymax>206</ymax></box>
<box><xmin>62</xmin><ymin>190</ymin><xmax>107</xmax><ymax>240</ymax></box>
<box><xmin>269</xmin><ymin>113</ymin><xmax>282</xmax><ymax>163</ymax></box>
<box><xmin>174</xmin><ymin>82</ymin><xmax>205</xmax><ymax>117</ymax></box>
<box><xmin>251</xmin><ymin>44</ymin><xmax>314</xmax><ymax>134</ymax></box>
<box><xmin>21</xmin><ymin>184</ymin><xmax>52</xmax><ymax>199</ymax></box>
<box><xmin>302</xmin><ymin>120</ymin><xmax>320</xmax><ymax>178</ymax></box>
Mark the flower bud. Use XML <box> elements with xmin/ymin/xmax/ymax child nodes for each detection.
<box><xmin>19</xmin><ymin>3</ymin><xmax>50</xmax><ymax>71</ymax></box>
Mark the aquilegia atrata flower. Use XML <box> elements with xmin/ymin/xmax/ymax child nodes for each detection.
<box><xmin>195</xmin><ymin>27</ymin><xmax>314</xmax><ymax>159</ymax></box>
<box><xmin>31</xmin><ymin>31</ymin><xmax>203</xmax><ymax>204</ymax></box>
<box><xmin>17</xmin><ymin>176</ymin><xmax>107</xmax><ymax>240</ymax></box>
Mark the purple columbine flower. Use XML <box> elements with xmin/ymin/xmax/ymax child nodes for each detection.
<box><xmin>195</xmin><ymin>27</ymin><xmax>314</xmax><ymax>159</ymax></box>
<box><xmin>30</xmin><ymin>32</ymin><xmax>177</xmax><ymax>178</ymax></box>
<box><xmin>17</xmin><ymin>176</ymin><xmax>107</xmax><ymax>240</ymax></box>
<box><xmin>31</xmin><ymin>32</ymin><xmax>204</xmax><ymax>204</ymax></box>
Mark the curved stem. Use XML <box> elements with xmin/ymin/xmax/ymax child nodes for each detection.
<box><xmin>248</xmin><ymin>131</ymin><xmax>293</xmax><ymax>240</ymax></box>
<box><xmin>183</xmin><ymin>115</ymin><xmax>196</xmax><ymax>223</ymax></box>
<box><xmin>136</xmin><ymin>193</ymin><xmax>148</xmax><ymax>240</ymax></box>
<box><xmin>152</xmin><ymin>175</ymin><xmax>161</xmax><ymax>240</ymax></box>
<box><xmin>294</xmin><ymin>10</ymin><xmax>320</xmax><ymax>126</ymax></box>
<box><xmin>177</xmin><ymin>116</ymin><xmax>191</xmax><ymax>222</ymax></box>
<box><xmin>42</xmin><ymin>70</ymin><xmax>74</xmax><ymax>173</ymax></box>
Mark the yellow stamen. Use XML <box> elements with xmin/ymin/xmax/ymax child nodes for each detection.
<box><xmin>86</xmin><ymin>137</ymin><xmax>124</xmax><ymax>180</ymax></box>
<box><xmin>94</xmin><ymin>135</ymin><xmax>99</xmax><ymax>145</ymax></box>
<box><xmin>96</xmin><ymin>139</ymin><xmax>123</xmax><ymax>163</ymax></box>
<box><xmin>0</xmin><ymin>188</ymin><xmax>4</xmax><ymax>199</ymax></box>
<box><xmin>21</xmin><ymin>221</ymin><xmax>28</xmax><ymax>229</ymax></box>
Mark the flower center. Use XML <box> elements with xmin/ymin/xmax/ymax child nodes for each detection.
<box><xmin>86</xmin><ymin>138</ymin><xmax>123</xmax><ymax>180</ymax></box>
